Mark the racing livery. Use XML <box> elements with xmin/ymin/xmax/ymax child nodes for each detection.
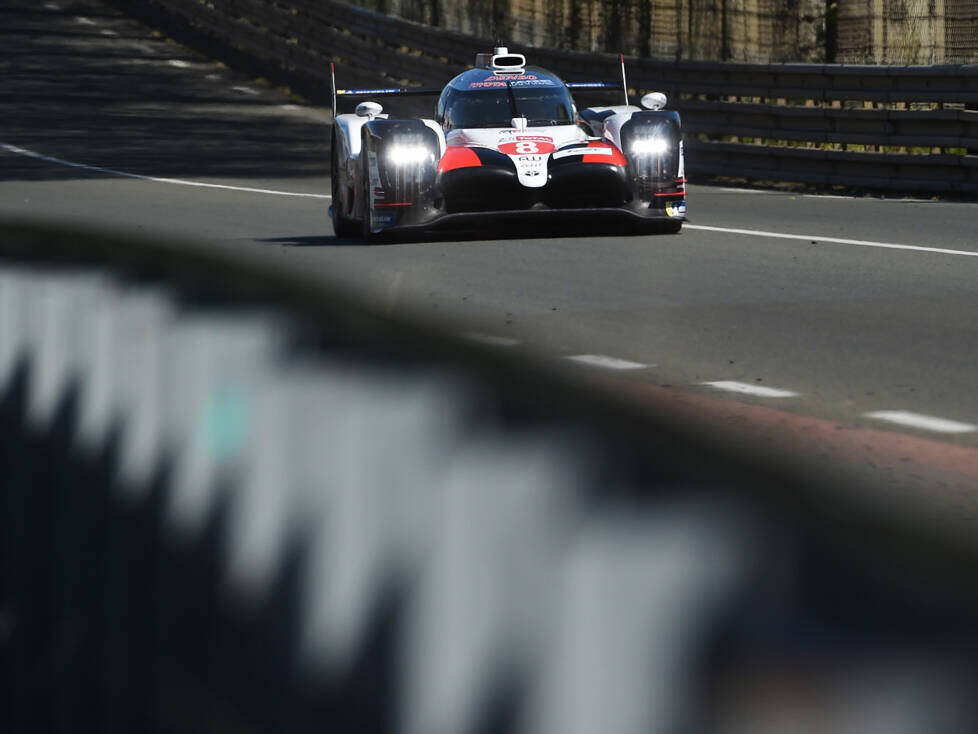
<box><xmin>330</xmin><ymin>48</ymin><xmax>686</xmax><ymax>239</ymax></box>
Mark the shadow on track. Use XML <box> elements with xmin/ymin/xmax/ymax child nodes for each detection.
<box><xmin>259</xmin><ymin>219</ymin><xmax>683</xmax><ymax>247</ymax></box>
<box><xmin>0</xmin><ymin>0</ymin><xmax>328</xmax><ymax>183</ymax></box>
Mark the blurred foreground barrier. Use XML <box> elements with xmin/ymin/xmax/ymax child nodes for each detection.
<box><xmin>111</xmin><ymin>0</ymin><xmax>978</xmax><ymax>194</ymax></box>
<box><xmin>1</xmin><ymin>220</ymin><xmax>978</xmax><ymax>734</ymax></box>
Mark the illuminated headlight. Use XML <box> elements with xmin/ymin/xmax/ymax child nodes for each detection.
<box><xmin>386</xmin><ymin>145</ymin><xmax>431</xmax><ymax>165</ymax></box>
<box><xmin>630</xmin><ymin>137</ymin><xmax>669</xmax><ymax>155</ymax></box>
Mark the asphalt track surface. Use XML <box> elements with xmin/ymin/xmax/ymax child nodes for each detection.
<box><xmin>4</xmin><ymin>0</ymin><xmax>978</xmax><ymax>504</ymax></box>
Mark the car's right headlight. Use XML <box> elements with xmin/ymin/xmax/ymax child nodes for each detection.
<box><xmin>630</xmin><ymin>137</ymin><xmax>669</xmax><ymax>156</ymax></box>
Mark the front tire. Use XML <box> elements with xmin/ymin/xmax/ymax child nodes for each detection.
<box><xmin>330</xmin><ymin>133</ymin><xmax>358</xmax><ymax>238</ymax></box>
<box><xmin>359</xmin><ymin>150</ymin><xmax>382</xmax><ymax>243</ymax></box>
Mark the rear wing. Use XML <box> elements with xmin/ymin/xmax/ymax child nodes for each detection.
<box><xmin>329</xmin><ymin>55</ymin><xmax>631</xmax><ymax>114</ymax></box>
<box><xmin>330</xmin><ymin>62</ymin><xmax>441</xmax><ymax>115</ymax></box>
<box><xmin>567</xmin><ymin>54</ymin><xmax>631</xmax><ymax>106</ymax></box>
<box><xmin>565</xmin><ymin>82</ymin><xmax>622</xmax><ymax>90</ymax></box>
<box><xmin>565</xmin><ymin>81</ymin><xmax>625</xmax><ymax>105</ymax></box>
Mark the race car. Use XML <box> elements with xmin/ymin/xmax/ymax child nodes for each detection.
<box><xmin>329</xmin><ymin>47</ymin><xmax>686</xmax><ymax>240</ymax></box>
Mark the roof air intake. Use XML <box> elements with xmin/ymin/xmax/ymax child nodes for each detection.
<box><xmin>491</xmin><ymin>47</ymin><xmax>525</xmax><ymax>74</ymax></box>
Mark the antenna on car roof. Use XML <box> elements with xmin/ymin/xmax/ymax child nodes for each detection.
<box><xmin>330</xmin><ymin>61</ymin><xmax>337</xmax><ymax>116</ymax></box>
<box><xmin>619</xmin><ymin>54</ymin><xmax>629</xmax><ymax>106</ymax></box>
<box><xmin>476</xmin><ymin>40</ymin><xmax>506</xmax><ymax>67</ymax></box>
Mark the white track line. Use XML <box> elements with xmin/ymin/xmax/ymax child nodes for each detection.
<box><xmin>9</xmin><ymin>142</ymin><xmax>971</xmax><ymax>256</ymax></box>
<box><xmin>703</xmin><ymin>380</ymin><xmax>798</xmax><ymax>398</ymax></box>
<box><xmin>685</xmin><ymin>224</ymin><xmax>978</xmax><ymax>258</ymax></box>
<box><xmin>566</xmin><ymin>354</ymin><xmax>649</xmax><ymax>370</ymax></box>
<box><xmin>864</xmin><ymin>410</ymin><xmax>977</xmax><ymax>434</ymax></box>
<box><xmin>0</xmin><ymin>142</ymin><xmax>330</xmax><ymax>199</ymax></box>
<box><xmin>462</xmin><ymin>332</ymin><xmax>521</xmax><ymax>347</ymax></box>
<box><xmin>714</xmin><ymin>187</ymin><xmax>775</xmax><ymax>195</ymax></box>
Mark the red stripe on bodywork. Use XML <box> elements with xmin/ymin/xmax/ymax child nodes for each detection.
<box><xmin>582</xmin><ymin>141</ymin><xmax>627</xmax><ymax>166</ymax></box>
<box><xmin>437</xmin><ymin>146</ymin><xmax>483</xmax><ymax>172</ymax></box>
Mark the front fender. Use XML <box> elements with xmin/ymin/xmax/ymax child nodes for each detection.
<box><xmin>360</xmin><ymin>119</ymin><xmax>442</xmax><ymax>233</ymax></box>
<box><xmin>619</xmin><ymin>110</ymin><xmax>683</xmax><ymax>185</ymax></box>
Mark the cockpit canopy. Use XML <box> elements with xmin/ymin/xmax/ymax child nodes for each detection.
<box><xmin>437</xmin><ymin>66</ymin><xmax>575</xmax><ymax>130</ymax></box>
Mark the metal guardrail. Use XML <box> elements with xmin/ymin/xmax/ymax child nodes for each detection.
<box><xmin>112</xmin><ymin>0</ymin><xmax>978</xmax><ymax>195</ymax></box>
<box><xmin>3</xmin><ymin>220</ymin><xmax>978</xmax><ymax>733</ymax></box>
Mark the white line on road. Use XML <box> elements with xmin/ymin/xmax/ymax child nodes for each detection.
<box><xmin>864</xmin><ymin>410</ymin><xmax>977</xmax><ymax>434</ymax></box>
<box><xmin>9</xmin><ymin>144</ymin><xmax>972</xmax><ymax>257</ymax></box>
<box><xmin>167</xmin><ymin>59</ymin><xmax>192</xmax><ymax>68</ymax></box>
<box><xmin>702</xmin><ymin>380</ymin><xmax>799</xmax><ymax>398</ymax></box>
<box><xmin>463</xmin><ymin>332</ymin><xmax>522</xmax><ymax>347</ymax></box>
<box><xmin>714</xmin><ymin>187</ymin><xmax>776</xmax><ymax>195</ymax></box>
<box><xmin>685</xmin><ymin>224</ymin><xmax>978</xmax><ymax>258</ymax></box>
<box><xmin>566</xmin><ymin>354</ymin><xmax>649</xmax><ymax>370</ymax></box>
<box><xmin>0</xmin><ymin>142</ymin><xmax>331</xmax><ymax>199</ymax></box>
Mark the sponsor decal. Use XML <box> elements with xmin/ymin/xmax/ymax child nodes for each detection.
<box><xmin>497</xmin><ymin>136</ymin><xmax>556</xmax><ymax>155</ymax></box>
<box><xmin>551</xmin><ymin>142</ymin><xmax>626</xmax><ymax>166</ymax></box>
<box><xmin>552</xmin><ymin>147</ymin><xmax>613</xmax><ymax>160</ymax></box>
<box><xmin>584</xmin><ymin>141</ymin><xmax>627</xmax><ymax>166</ymax></box>
<box><xmin>367</xmin><ymin>150</ymin><xmax>381</xmax><ymax>224</ymax></box>
<box><xmin>665</xmin><ymin>201</ymin><xmax>687</xmax><ymax>217</ymax></box>
<box><xmin>337</xmin><ymin>87</ymin><xmax>401</xmax><ymax>95</ymax></box>
<box><xmin>467</xmin><ymin>74</ymin><xmax>555</xmax><ymax>89</ymax></box>
<box><xmin>367</xmin><ymin>150</ymin><xmax>380</xmax><ymax>180</ymax></box>
<box><xmin>500</xmin><ymin>139</ymin><xmax>550</xmax><ymax>188</ymax></box>
<box><xmin>373</xmin><ymin>210</ymin><xmax>397</xmax><ymax>229</ymax></box>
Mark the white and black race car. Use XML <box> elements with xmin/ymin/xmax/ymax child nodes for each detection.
<box><xmin>329</xmin><ymin>47</ymin><xmax>686</xmax><ymax>240</ymax></box>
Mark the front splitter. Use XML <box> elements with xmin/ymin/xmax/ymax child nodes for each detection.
<box><xmin>376</xmin><ymin>206</ymin><xmax>685</xmax><ymax>237</ymax></box>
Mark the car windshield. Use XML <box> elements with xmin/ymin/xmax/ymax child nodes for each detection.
<box><xmin>442</xmin><ymin>84</ymin><xmax>574</xmax><ymax>129</ymax></box>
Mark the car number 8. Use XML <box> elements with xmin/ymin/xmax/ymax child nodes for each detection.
<box><xmin>515</xmin><ymin>141</ymin><xmax>539</xmax><ymax>154</ymax></box>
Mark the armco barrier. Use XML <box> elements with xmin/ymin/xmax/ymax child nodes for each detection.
<box><xmin>3</xmin><ymin>220</ymin><xmax>978</xmax><ymax>733</ymax></box>
<box><xmin>111</xmin><ymin>0</ymin><xmax>978</xmax><ymax>195</ymax></box>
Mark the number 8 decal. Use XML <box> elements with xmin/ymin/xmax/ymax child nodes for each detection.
<box><xmin>515</xmin><ymin>141</ymin><xmax>539</xmax><ymax>154</ymax></box>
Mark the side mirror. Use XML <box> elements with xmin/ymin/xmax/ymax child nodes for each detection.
<box><xmin>356</xmin><ymin>101</ymin><xmax>383</xmax><ymax>118</ymax></box>
<box><xmin>640</xmin><ymin>92</ymin><xmax>667</xmax><ymax>111</ymax></box>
